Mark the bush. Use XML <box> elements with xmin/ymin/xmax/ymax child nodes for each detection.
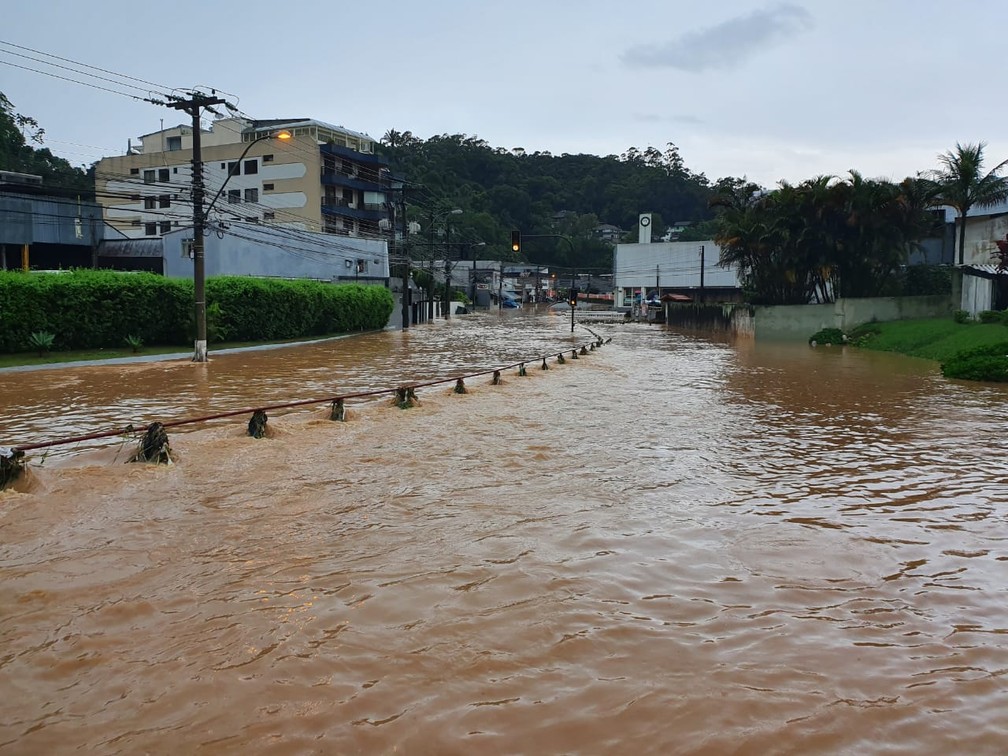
<box><xmin>953</xmin><ymin>309</ymin><xmax>971</xmax><ymax>324</ymax></box>
<box><xmin>941</xmin><ymin>341</ymin><xmax>1008</xmax><ymax>382</ymax></box>
<box><xmin>0</xmin><ymin>270</ymin><xmax>191</xmax><ymax>352</ymax></box>
<box><xmin>809</xmin><ymin>327</ymin><xmax>846</xmax><ymax>346</ymax></box>
<box><xmin>848</xmin><ymin>321</ymin><xmax>882</xmax><ymax>346</ymax></box>
<box><xmin>0</xmin><ymin>271</ymin><xmax>395</xmax><ymax>354</ymax></box>
<box><xmin>977</xmin><ymin>309</ymin><xmax>1008</xmax><ymax>325</ymax></box>
<box><xmin>28</xmin><ymin>330</ymin><xmax>55</xmax><ymax>357</ymax></box>
<box><xmin>899</xmin><ymin>265</ymin><xmax>952</xmax><ymax>296</ymax></box>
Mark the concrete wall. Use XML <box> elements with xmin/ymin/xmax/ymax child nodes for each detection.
<box><xmin>666</xmin><ymin>303</ymin><xmax>753</xmax><ymax>335</ymax></box>
<box><xmin>162</xmin><ymin>222</ymin><xmax>388</xmax><ymax>281</ymax></box>
<box><xmin>752</xmin><ymin>295</ymin><xmax>952</xmax><ymax>340</ymax></box>
<box><xmin>961</xmin><ymin>274</ymin><xmax>993</xmax><ymax>315</ymax></box>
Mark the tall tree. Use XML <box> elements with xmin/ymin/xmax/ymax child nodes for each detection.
<box><xmin>713</xmin><ymin>173</ymin><xmax>939</xmax><ymax>304</ymax></box>
<box><xmin>0</xmin><ymin>91</ymin><xmax>92</xmax><ymax>194</ymax></box>
<box><xmin>933</xmin><ymin>142</ymin><xmax>1008</xmax><ymax>265</ymax></box>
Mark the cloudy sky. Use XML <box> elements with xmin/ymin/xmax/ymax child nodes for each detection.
<box><xmin>3</xmin><ymin>0</ymin><xmax>1006</xmax><ymax>189</ymax></box>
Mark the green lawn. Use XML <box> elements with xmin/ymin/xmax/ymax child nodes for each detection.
<box><xmin>855</xmin><ymin>318</ymin><xmax>1008</xmax><ymax>362</ymax></box>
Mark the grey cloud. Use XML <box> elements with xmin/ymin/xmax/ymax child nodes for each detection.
<box><xmin>621</xmin><ymin>4</ymin><xmax>813</xmax><ymax>72</ymax></box>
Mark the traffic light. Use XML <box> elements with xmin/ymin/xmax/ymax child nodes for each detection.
<box><xmin>510</xmin><ymin>230</ymin><xmax>521</xmax><ymax>254</ymax></box>
<box><xmin>569</xmin><ymin>287</ymin><xmax>579</xmax><ymax>307</ymax></box>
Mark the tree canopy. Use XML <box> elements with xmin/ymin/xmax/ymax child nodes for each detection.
<box><xmin>380</xmin><ymin>131</ymin><xmax>720</xmax><ymax>271</ymax></box>
<box><xmin>932</xmin><ymin>142</ymin><xmax>1008</xmax><ymax>265</ymax></box>
<box><xmin>0</xmin><ymin>91</ymin><xmax>92</xmax><ymax>195</ymax></box>
<box><xmin>713</xmin><ymin>173</ymin><xmax>942</xmax><ymax>304</ymax></box>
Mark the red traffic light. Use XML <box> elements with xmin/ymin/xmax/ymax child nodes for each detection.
<box><xmin>510</xmin><ymin>230</ymin><xmax>521</xmax><ymax>253</ymax></box>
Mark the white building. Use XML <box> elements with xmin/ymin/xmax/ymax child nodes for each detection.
<box><xmin>613</xmin><ymin>239</ymin><xmax>741</xmax><ymax>305</ymax></box>
<box><xmin>954</xmin><ymin>200</ymin><xmax>1008</xmax><ymax>314</ymax></box>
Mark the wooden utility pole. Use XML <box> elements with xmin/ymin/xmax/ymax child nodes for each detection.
<box><xmin>699</xmin><ymin>244</ymin><xmax>705</xmax><ymax>304</ymax></box>
<box><xmin>165</xmin><ymin>91</ymin><xmax>226</xmax><ymax>362</ymax></box>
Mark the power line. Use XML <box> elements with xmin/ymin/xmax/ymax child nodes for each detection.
<box><xmin>0</xmin><ymin>39</ymin><xmax>175</xmax><ymax>93</ymax></box>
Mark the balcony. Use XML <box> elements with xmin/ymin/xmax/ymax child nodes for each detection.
<box><xmin>321</xmin><ymin>200</ymin><xmax>385</xmax><ymax>222</ymax></box>
<box><xmin>320</xmin><ymin>170</ymin><xmax>381</xmax><ymax>191</ymax></box>
<box><xmin>320</xmin><ymin>142</ymin><xmax>390</xmax><ymax>167</ymax></box>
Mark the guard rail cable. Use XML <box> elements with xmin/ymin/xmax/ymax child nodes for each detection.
<box><xmin>0</xmin><ymin>331</ymin><xmax>613</xmax><ymax>489</ymax></box>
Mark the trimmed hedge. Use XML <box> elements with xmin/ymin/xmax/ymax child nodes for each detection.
<box><xmin>941</xmin><ymin>342</ymin><xmax>1008</xmax><ymax>382</ymax></box>
<box><xmin>0</xmin><ymin>270</ymin><xmax>393</xmax><ymax>354</ymax></box>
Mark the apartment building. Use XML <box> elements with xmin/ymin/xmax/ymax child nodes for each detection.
<box><xmin>95</xmin><ymin>117</ymin><xmax>392</xmax><ymax>239</ymax></box>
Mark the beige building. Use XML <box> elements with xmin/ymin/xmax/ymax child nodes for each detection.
<box><xmin>95</xmin><ymin>117</ymin><xmax>391</xmax><ymax>240</ymax></box>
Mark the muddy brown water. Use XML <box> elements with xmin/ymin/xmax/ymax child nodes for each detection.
<box><xmin>2</xmin><ymin>311</ymin><xmax>1007</xmax><ymax>754</ymax></box>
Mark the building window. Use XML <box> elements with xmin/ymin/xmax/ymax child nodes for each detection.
<box><xmin>144</xmin><ymin>196</ymin><xmax>156</xmax><ymax>210</ymax></box>
<box><xmin>263</xmin><ymin>183</ymin><xmax>274</xmax><ymax>191</ymax></box>
<box><xmin>144</xmin><ymin>170</ymin><xmax>155</xmax><ymax>184</ymax></box>
<box><xmin>227</xmin><ymin>161</ymin><xmax>239</xmax><ymax>177</ymax></box>
<box><xmin>158</xmin><ymin>168</ymin><xmax>170</xmax><ymax>182</ymax></box>
<box><xmin>130</xmin><ymin>167</ymin><xmax>139</xmax><ymax>175</ymax></box>
<box><xmin>244</xmin><ymin>188</ymin><xmax>258</xmax><ymax>203</ymax></box>
<box><xmin>244</xmin><ymin>160</ymin><xmax>258</xmax><ymax>175</ymax></box>
<box><xmin>173</xmin><ymin>167</ymin><xmax>178</xmax><ymax>174</ymax></box>
<box><xmin>246</xmin><ymin>217</ymin><xmax>259</xmax><ymax>224</ymax></box>
<box><xmin>263</xmin><ymin>211</ymin><xmax>275</xmax><ymax>221</ymax></box>
<box><xmin>145</xmin><ymin>222</ymin><xmax>157</xmax><ymax>236</ymax></box>
<box><xmin>356</xmin><ymin>259</ymin><xmax>366</xmax><ymax>273</ymax></box>
<box><xmin>220</xmin><ymin>162</ymin><xmax>226</xmax><ymax>169</ymax></box>
<box><xmin>263</xmin><ymin>154</ymin><xmax>274</xmax><ymax>163</ymax></box>
<box><xmin>166</xmin><ymin>135</ymin><xmax>182</xmax><ymax>151</ymax></box>
<box><xmin>160</xmin><ymin>221</ymin><xmax>171</xmax><ymax>234</ymax></box>
<box><xmin>227</xmin><ymin>189</ymin><xmax>241</xmax><ymax>204</ymax></box>
<box><xmin>159</xmin><ymin>195</ymin><xmax>171</xmax><ymax>208</ymax></box>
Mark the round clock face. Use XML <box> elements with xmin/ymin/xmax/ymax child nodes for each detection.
<box><xmin>640</xmin><ymin>216</ymin><xmax>651</xmax><ymax>227</ymax></box>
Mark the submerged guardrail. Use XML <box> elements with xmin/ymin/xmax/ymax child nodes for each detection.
<box><xmin>0</xmin><ymin>331</ymin><xmax>613</xmax><ymax>490</ymax></box>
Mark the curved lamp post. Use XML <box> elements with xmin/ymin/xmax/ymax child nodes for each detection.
<box><xmin>190</xmin><ymin>129</ymin><xmax>290</xmax><ymax>362</ymax></box>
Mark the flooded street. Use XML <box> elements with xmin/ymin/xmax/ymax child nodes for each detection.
<box><xmin>2</xmin><ymin>311</ymin><xmax>1007</xmax><ymax>754</ymax></box>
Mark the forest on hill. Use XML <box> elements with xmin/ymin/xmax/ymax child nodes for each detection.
<box><xmin>380</xmin><ymin>130</ymin><xmax>738</xmax><ymax>271</ymax></box>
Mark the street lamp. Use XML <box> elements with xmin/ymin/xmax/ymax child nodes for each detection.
<box><xmin>190</xmin><ymin>129</ymin><xmax>290</xmax><ymax>362</ymax></box>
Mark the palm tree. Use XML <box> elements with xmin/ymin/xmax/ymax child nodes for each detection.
<box><xmin>934</xmin><ymin>142</ymin><xmax>1008</xmax><ymax>265</ymax></box>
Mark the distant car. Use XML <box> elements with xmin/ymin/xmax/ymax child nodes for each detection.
<box><xmin>548</xmin><ymin>301</ymin><xmax>573</xmax><ymax>314</ymax></box>
<box><xmin>501</xmin><ymin>298</ymin><xmax>519</xmax><ymax>309</ymax></box>
<box><xmin>633</xmin><ymin>293</ymin><xmax>662</xmax><ymax>307</ymax></box>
